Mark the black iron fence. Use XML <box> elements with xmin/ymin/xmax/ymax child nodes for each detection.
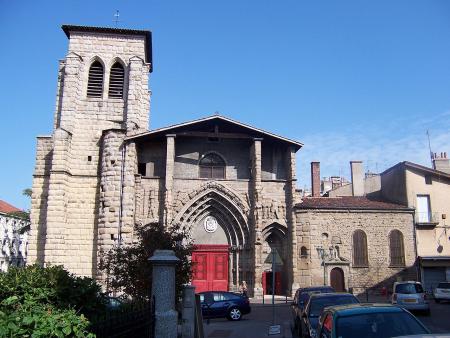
<box><xmin>90</xmin><ymin>298</ymin><xmax>155</xmax><ymax>338</ymax></box>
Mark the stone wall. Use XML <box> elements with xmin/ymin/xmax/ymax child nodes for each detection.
<box><xmin>295</xmin><ymin>209</ymin><xmax>416</xmax><ymax>294</ymax></box>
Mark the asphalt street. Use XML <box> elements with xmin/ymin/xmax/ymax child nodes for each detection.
<box><xmin>201</xmin><ymin>298</ymin><xmax>450</xmax><ymax>338</ymax></box>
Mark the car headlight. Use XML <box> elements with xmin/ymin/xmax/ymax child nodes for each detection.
<box><xmin>310</xmin><ymin>328</ymin><xmax>317</xmax><ymax>338</ymax></box>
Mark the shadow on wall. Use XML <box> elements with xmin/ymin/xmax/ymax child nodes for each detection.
<box><xmin>351</xmin><ymin>264</ymin><xmax>417</xmax><ymax>298</ymax></box>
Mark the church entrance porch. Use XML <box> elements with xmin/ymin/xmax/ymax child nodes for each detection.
<box><xmin>192</xmin><ymin>244</ymin><xmax>229</xmax><ymax>293</ymax></box>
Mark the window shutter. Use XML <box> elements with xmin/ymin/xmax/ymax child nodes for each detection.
<box><xmin>87</xmin><ymin>61</ymin><xmax>104</xmax><ymax>97</ymax></box>
<box><xmin>353</xmin><ymin>230</ymin><xmax>368</xmax><ymax>267</ymax></box>
<box><xmin>199</xmin><ymin>153</ymin><xmax>225</xmax><ymax>179</ymax></box>
<box><xmin>390</xmin><ymin>230</ymin><xmax>405</xmax><ymax>266</ymax></box>
<box><xmin>108</xmin><ymin>62</ymin><xmax>125</xmax><ymax>98</ymax></box>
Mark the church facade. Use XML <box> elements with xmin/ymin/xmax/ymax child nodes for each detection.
<box><xmin>28</xmin><ymin>25</ymin><xmax>302</xmax><ymax>296</ymax></box>
<box><xmin>29</xmin><ymin>25</ymin><xmax>417</xmax><ymax>297</ymax></box>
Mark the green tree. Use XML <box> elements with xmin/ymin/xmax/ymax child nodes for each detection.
<box><xmin>99</xmin><ymin>222</ymin><xmax>194</xmax><ymax>302</ymax></box>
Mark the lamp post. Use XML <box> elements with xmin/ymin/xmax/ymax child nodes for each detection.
<box><xmin>316</xmin><ymin>246</ymin><xmax>329</xmax><ymax>286</ymax></box>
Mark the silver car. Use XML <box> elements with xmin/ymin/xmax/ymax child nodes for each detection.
<box><xmin>392</xmin><ymin>281</ymin><xmax>430</xmax><ymax>315</ymax></box>
<box><xmin>433</xmin><ymin>282</ymin><xmax>450</xmax><ymax>303</ymax></box>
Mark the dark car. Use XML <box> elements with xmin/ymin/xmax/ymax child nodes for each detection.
<box><xmin>316</xmin><ymin>303</ymin><xmax>430</xmax><ymax>338</ymax></box>
<box><xmin>198</xmin><ymin>291</ymin><xmax>251</xmax><ymax>321</ymax></box>
<box><xmin>292</xmin><ymin>286</ymin><xmax>335</xmax><ymax>337</ymax></box>
<box><xmin>301</xmin><ymin>293</ymin><xmax>359</xmax><ymax>338</ymax></box>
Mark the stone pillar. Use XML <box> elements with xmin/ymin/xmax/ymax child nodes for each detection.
<box><xmin>126</xmin><ymin>56</ymin><xmax>151</xmax><ymax>134</ymax></box>
<box><xmin>181</xmin><ymin>285</ymin><xmax>196</xmax><ymax>338</ymax></box>
<box><xmin>59</xmin><ymin>52</ymin><xmax>82</xmax><ymax>133</ymax></box>
<box><xmin>251</xmin><ymin>138</ymin><xmax>263</xmax><ymax>297</ymax></box>
<box><xmin>163</xmin><ymin>134</ymin><xmax>176</xmax><ymax>226</ymax></box>
<box><xmin>149</xmin><ymin>250</ymin><xmax>180</xmax><ymax>338</ymax></box>
<box><xmin>44</xmin><ymin>128</ymin><xmax>72</xmax><ymax>265</ymax></box>
<box><xmin>287</xmin><ymin>146</ymin><xmax>300</xmax><ymax>295</ymax></box>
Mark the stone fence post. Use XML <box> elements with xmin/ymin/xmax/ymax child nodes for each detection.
<box><xmin>149</xmin><ymin>250</ymin><xmax>180</xmax><ymax>338</ymax></box>
<box><xmin>181</xmin><ymin>285</ymin><xmax>196</xmax><ymax>338</ymax></box>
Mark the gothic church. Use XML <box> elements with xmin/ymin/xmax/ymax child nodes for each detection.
<box><xmin>29</xmin><ymin>25</ymin><xmax>416</xmax><ymax>297</ymax></box>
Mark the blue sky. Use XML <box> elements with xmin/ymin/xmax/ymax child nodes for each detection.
<box><xmin>1</xmin><ymin>0</ymin><xmax>450</xmax><ymax>209</ymax></box>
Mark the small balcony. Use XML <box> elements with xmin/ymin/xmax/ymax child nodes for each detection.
<box><xmin>415</xmin><ymin>212</ymin><xmax>440</xmax><ymax>226</ymax></box>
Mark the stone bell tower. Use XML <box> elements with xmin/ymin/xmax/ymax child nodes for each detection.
<box><xmin>28</xmin><ymin>25</ymin><xmax>152</xmax><ymax>277</ymax></box>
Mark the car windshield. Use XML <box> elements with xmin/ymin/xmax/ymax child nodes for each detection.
<box><xmin>395</xmin><ymin>283</ymin><xmax>423</xmax><ymax>294</ymax></box>
<box><xmin>437</xmin><ymin>282</ymin><xmax>450</xmax><ymax>289</ymax></box>
<box><xmin>336</xmin><ymin>312</ymin><xmax>428</xmax><ymax>338</ymax></box>
<box><xmin>299</xmin><ymin>288</ymin><xmax>334</xmax><ymax>305</ymax></box>
<box><xmin>309</xmin><ymin>296</ymin><xmax>358</xmax><ymax>317</ymax></box>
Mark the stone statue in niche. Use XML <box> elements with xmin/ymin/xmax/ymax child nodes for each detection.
<box><xmin>146</xmin><ymin>190</ymin><xmax>158</xmax><ymax>220</ymax></box>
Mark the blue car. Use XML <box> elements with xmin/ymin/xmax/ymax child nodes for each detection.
<box><xmin>316</xmin><ymin>303</ymin><xmax>430</xmax><ymax>338</ymax></box>
<box><xmin>198</xmin><ymin>291</ymin><xmax>251</xmax><ymax>321</ymax></box>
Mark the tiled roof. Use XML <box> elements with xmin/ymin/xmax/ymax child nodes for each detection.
<box><xmin>295</xmin><ymin>196</ymin><xmax>410</xmax><ymax>210</ymax></box>
<box><xmin>0</xmin><ymin>200</ymin><xmax>21</xmax><ymax>214</ymax></box>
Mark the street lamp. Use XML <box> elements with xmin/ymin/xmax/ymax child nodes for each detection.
<box><xmin>316</xmin><ymin>245</ymin><xmax>329</xmax><ymax>286</ymax></box>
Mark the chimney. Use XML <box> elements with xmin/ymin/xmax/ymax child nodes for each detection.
<box><xmin>432</xmin><ymin>151</ymin><xmax>450</xmax><ymax>174</ymax></box>
<box><xmin>350</xmin><ymin>161</ymin><xmax>364</xmax><ymax>196</ymax></box>
<box><xmin>311</xmin><ymin>162</ymin><xmax>321</xmax><ymax>197</ymax></box>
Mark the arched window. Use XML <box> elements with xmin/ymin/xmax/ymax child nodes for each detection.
<box><xmin>300</xmin><ymin>246</ymin><xmax>308</xmax><ymax>258</ymax></box>
<box><xmin>87</xmin><ymin>61</ymin><xmax>104</xmax><ymax>97</ymax></box>
<box><xmin>353</xmin><ymin>230</ymin><xmax>368</xmax><ymax>267</ymax></box>
<box><xmin>199</xmin><ymin>153</ymin><xmax>225</xmax><ymax>179</ymax></box>
<box><xmin>108</xmin><ymin>62</ymin><xmax>125</xmax><ymax>98</ymax></box>
<box><xmin>389</xmin><ymin>230</ymin><xmax>405</xmax><ymax>267</ymax></box>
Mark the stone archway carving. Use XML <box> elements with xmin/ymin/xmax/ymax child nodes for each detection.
<box><xmin>173</xmin><ymin>182</ymin><xmax>250</xmax><ymax>246</ymax></box>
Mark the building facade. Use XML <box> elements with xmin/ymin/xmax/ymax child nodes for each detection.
<box><xmin>381</xmin><ymin>159</ymin><xmax>450</xmax><ymax>291</ymax></box>
<box><xmin>0</xmin><ymin>200</ymin><xmax>29</xmax><ymax>272</ymax></box>
<box><xmin>29</xmin><ymin>25</ymin><xmax>420</xmax><ymax>297</ymax></box>
<box><xmin>28</xmin><ymin>25</ymin><xmax>303</xmax><ymax>296</ymax></box>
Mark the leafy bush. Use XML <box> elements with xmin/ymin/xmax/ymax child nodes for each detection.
<box><xmin>99</xmin><ymin>222</ymin><xmax>194</xmax><ymax>302</ymax></box>
<box><xmin>0</xmin><ymin>265</ymin><xmax>106</xmax><ymax>318</ymax></box>
<box><xmin>0</xmin><ymin>296</ymin><xmax>94</xmax><ymax>337</ymax></box>
<box><xmin>0</xmin><ymin>265</ymin><xmax>105</xmax><ymax>337</ymax></box>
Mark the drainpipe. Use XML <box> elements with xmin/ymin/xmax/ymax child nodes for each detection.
<box><xmin>118</xmin><ymin>142</ymin><xmax>126</xmax><ymax>246</ymax></box>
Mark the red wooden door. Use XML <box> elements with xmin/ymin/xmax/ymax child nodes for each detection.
<box><xmin>275</xmin><ymin>272</ymin><xmax>282</xmax><ymax>295</ymax></box>
<box><xmin>192</xmin><ymin>245</ymin><xmax>229</xmax><ymax>293</ymax></box>
<box><xmin>262</xmin><ymin>271</ymin><xmax>267</xmax><ymax>295</ymax></box>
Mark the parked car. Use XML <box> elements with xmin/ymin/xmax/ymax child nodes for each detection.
<box><xmin>392</xmin><ymin>281</ymin><xmax>430</xmax><ymax>315</ymax></box>
<box><xmin>103</xmin><ymin>295</ymin><xmax>124</xmax><ymax>310</ymax></box>
<box><xmin>433</xmin><ymin>282</ymin><xmax>450</xmax><ymax>303</ymax></box>
<box><xmin>292</xmin><ymin>286</ymin><xmax>335</xmax><ymax>337</ymax></box>
<box><xmin>316</xmin><ymin>303</ymin><xmax>430</xmax><ymax>338</ymax></box>
<box><xmin>198</xmin><ymin>291</ymin><xmax>251</xmax><ymax>321</ymax></box>
<box><xmin>300</xmin><ymin>293</ymin><xmax>359</xmax><ymax>338</ymax></box>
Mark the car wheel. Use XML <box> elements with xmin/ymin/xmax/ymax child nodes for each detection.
<box><xmin>227</xmin><ymin>307</ymin><xmax>242</xmax><ymax>321</ymax></box>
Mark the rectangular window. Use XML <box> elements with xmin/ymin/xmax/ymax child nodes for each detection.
<box><xmin>416</xmin><ymin>195</ymin><xmax>431</xmax><ymax>222</ymax></box>
<box><xmin>425</xmin><ymin>176</ymin><xmax>432</xmax><ymax>185</ymax></box>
